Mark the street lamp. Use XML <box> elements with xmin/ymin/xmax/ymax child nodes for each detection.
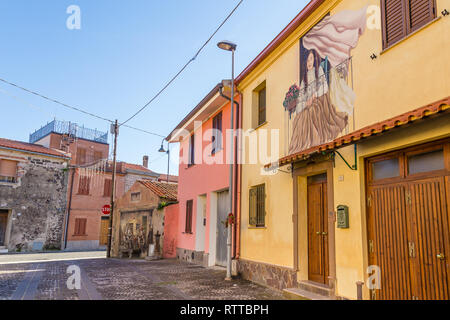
<box><xmin>158</xmin><ymin>138</ymin><xmax>170</xmax><ymax>184</ymax></box>
<box><xmin>217</xmin><ymin>40</ymin><xmax>236</xmax><ymax>281</ymax></box>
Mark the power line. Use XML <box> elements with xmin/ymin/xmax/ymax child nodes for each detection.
<box><xmin>0</xmin><ymin>77</ymin><xmax>114</xmax><ymax>123</ymax></box>
<box><xmin>119</xmin><ymin>0</ymin><xmax>244</xmax><ymax>127</ymax></box>
<box><xmin>0</xmin><ymin>77</ymin><xmax>165</xmax><ymax>139</ymax></box>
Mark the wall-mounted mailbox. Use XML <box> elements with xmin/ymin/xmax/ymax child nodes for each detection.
<box><xmin>337</xmin><ymin>205</ymin><xmax>349</xmax><ymax>229</ymax></box>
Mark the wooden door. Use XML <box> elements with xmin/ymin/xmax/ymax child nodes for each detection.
<box><xmin>216</xmin><ymin>190</ymin><xmax>229</xmax><ymax>267</ymax></box>
<box><xmin>408</xmin><ymin>177</ymin><xmax>450</xmax><ymax>300</ymax></box>
<box><xmin>367</xmin><ymin>183</ymin><xmax>414</xmax><ymax>300</ymax></box>
<box><xmin>308</xmin><ymin>174</ymin><xmax>329</xmax><ymax>284</ymax></box>
<box><xmin>0</xmin><ymin>210</ymin><xmax>8</xmax><ymax>246</ymax></box>
<box><xmin>99</xmin><ymin>217</ymin><xmax>109</xmax><ymax>246</ymax></box>
<box><xmin>366</xmin><ymin>139</ymin><xmax>450</xmax><ymax>300</ymax></box>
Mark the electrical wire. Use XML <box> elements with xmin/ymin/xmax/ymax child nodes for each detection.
<box><xmin>0</xmin><ymin>77</ymin><xmax>165</xmax><ymax>139</ymax></box>
<box><xmin>119</xmin><ymin>0</ymin><xmax>244</xmax><ymax>127</ymax></box>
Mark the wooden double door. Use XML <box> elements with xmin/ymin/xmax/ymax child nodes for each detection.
<box><xmin>0</xmin><ymin>210</ymin><xmax>8</xmax><ymax>246</ymax></box>
<box><xmin>367</xmin><ymin>140</ymin><xmax>450</xmax><ymax>300</ymax></box>
<box><xmin>308</xmin><ymin>174</ymin><xmax>329</xmax><ymax>284</ymax></box>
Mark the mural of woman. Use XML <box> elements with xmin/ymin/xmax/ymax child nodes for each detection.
<box><xmin>289</xmin><ymin>47</ymin><xmax>348</xmax><ymax>155</ymax></box>
<box><xmin>287</xmin><ymin>6</ymin><xmax>368</xmax><ymax>155</ymax></box>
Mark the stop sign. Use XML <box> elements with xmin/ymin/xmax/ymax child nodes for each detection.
<box><xmin>102</xmin><ymin>205</ymin><xmax>111</xmax><ymax>215</ymax></box>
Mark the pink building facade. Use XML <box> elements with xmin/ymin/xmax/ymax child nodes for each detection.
<box><xmin>167</xmin><ymin>83</ymin><xmax>240</xmax><ymax>267</ymax></box>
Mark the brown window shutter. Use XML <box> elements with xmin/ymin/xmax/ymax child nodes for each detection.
<box><xmin>407</xmin><ymin>0</ymin><xmax>436</xmax><ymax>32</ymax></box>
<box><xmin>104</xmin><ymin>179</ymin><xmax>112</xmax><ymax>197</ymax></box>
<box><xmin>74</xmin><ymin>218</ymin><xmax>87</xmax><ymax>235</ymax></box>
<box><xmin>77</xmin><ymin>148</ymin><xmax>86</xmax><ymax>165</ymax></box>
<box><xmin>258</xmin><ymin>87</ymin><xmax>266</xmax><ymax>125</ymax></box>
<box><xmin>381</xmin><ymin>0</ymin><xmax>408</xmax><ymax>48</ymax></box>
<box><xmin>185</xmin><ymin>200</ymin><xmax>193</xmax><ymax>233</ymax></box>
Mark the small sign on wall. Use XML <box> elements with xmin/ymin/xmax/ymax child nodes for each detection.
<box><xmin>337</xmin><ymin>205</ymin><xmax>349</xmax><ymax>229</ymax></box>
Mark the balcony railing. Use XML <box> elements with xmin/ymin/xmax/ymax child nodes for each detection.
<box><xmin>29</xmin><ymin>120</ymin><xmax>108</xmax><ymax>144</ymax></box>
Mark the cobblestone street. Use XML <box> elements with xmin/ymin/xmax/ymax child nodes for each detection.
<box><xmin>0</xmin><ymin>252</ymin><xmax>284</xmax><ymax>300</ymax></box>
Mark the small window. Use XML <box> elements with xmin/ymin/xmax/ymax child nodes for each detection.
<box><xmin>408</xmin><ymin>149</ymin><xmax>444</xmax><ymax>175</ymax></box>
<box><xmin>188</xmin><ymin>134</ymin><xmax>195</xmax><ymax>166</ymax></box>
<box><xmin>77</xmin><ymin>148</ymin><xmax>86</xmax><ymax>165</ymax></box>
<box><xmin>258</xmin><ymin>87</ymin><xmax>266</xmax><ymax>126</ymax></box>
<box><xmin>74</xmin><ymin>218</ymin><xmax>87</xmax><ymax>236</ymax></box>
<box><xmin>78</xmin><ymin>176</ymin><xmax>91</xmax><ymax>195</ymax></box>
<box><xmin>185</xmin><ymin>200</ymin><xmax>193</xmax><ymax>233</ymax></box>
<box><xmin>94</xmin><ymin>151</ymin><xmax>103</xmax><ymax>162</ymax></box>
<box><xmin>131</xmin><ymin>192</ymin><xmax>141</xmax><ymax>202</ymax></box>
<box><xmin>0</xmin><ymin>159</ymin><xmax>18</xmax><ymax>183</ymax></box>
<box><xmin>249</xmin><ymin>184</ymin><xmax>265</xmax><ymax>227</ymax></box>
<box><xmin>372</xmin><ymin>158</ymin><xmax>400</xmax><ymax>180</ymax></box>
<box><xmin>212</xmin><ymin>112</ymin><xmax>223</xmax><ymax>154</ymax></box>
<box><xmin>103</xmin><ymin>179</ymin><xmax>112</xmax><ymax>197</ymax></box>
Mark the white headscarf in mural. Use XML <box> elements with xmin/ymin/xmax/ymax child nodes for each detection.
<box><xmin>302</xmin><ymin>6</ymin><xmax>368</xmax><ymax>67</ymax></box>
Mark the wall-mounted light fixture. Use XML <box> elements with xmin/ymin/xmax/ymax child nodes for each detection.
<box><xmin>370</xmin><ymin>53</ymin><xmax>377</xmax><ymax>60</ymax></box>
<box><xmin>442</xmin><ymin>9</ymin><xmax>449</xmax><ymax>16</ymax></box>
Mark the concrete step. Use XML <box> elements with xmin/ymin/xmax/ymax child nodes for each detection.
<box><xmin>0</xmin><ymin>247</ymin><xmax>8</xmax><ymax>254</ymax></box>
<box><xmin>283</xmin><ymin>288</ymin><xmax>333</xmax><ymax>300</ymax></box>
<box><xmin>298</xmin><ymin>280</ymin><xmax>334</xmax><ymax>297</ymax></box>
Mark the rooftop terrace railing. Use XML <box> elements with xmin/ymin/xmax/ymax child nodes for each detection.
<box><xmin>29</xmin><ymin>120</ymin><xmax>108</xmax><ymax>144</ymax></box>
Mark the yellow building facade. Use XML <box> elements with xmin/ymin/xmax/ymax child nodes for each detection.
<box><xmin>236</xmin><ymin>0</ymin><xmax>450</xmax><ymax>300</ymax></box>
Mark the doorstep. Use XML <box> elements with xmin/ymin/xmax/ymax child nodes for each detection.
<box><xmin>283</xmin><ymin>288</ymin><xmax>333</xmax><ymax>300</ymax></box>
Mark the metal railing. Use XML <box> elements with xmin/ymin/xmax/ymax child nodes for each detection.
<box><xmin>29</xmin><ymin>120</ymin><xmax>108</xmax><ymax>144</ymax></box>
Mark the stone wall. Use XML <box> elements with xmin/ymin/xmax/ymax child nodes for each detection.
<box><xmin>236</xmin><ymin>259</ymin><xmax>297</xmax><ymax>291</ymax></box>
<box><xmin>0</xmin><ymin>155</ymin><xmax>68</xmax><ymax>252</ymax></box>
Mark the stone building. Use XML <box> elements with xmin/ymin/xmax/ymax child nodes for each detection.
<box><xmin>112</xmin><ymin>180</ymin><xmax>178</xmax><ymax>259</ymax></box>
<box><xmin>0</xmin><ymin>138</ymin><xmax>70</xmax><ymax>253</ymax></box>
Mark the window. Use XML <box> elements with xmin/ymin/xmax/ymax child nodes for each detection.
<box><xmin>249</xmin><ymin>184</ymin><xmax>265</xmax><ymax>227</ymax></box>
<box><xmin>131</xmin><ymin>192</ymin><xmax>141</xmax><ymax>202</ymax></box>
<box><xmin>103</xmin><ymin>179</ymin><xmax>112</xmax><ymax>197</ymax></box>
<box><xmin>0</xmin><ymin>159</ymin><xmax>18</xmax><ymax>183</ymax></box>
<box><xmin>408</xmin><ymin>149</ymin><xmax>444</xmax><ymax>175</ymax></box>
<box><xmin>372</xmin><ymin>158</ymin><xmax>400</xmax><ymax>180</ymax></box>
<box><xmin>94</xmin><ymin>151</ymin><xmax>103</xmax><ymax>162</ymax></box>
<box><xmin>212</xmin><ymin>112</ymin><xmax>223</xmax><ymax>154</ymax></box>
<box><xmin>74</xmin><ymin>218</ymin><xmax>87</xmax><ymax>236</ymax></box>
<box><xmin>381</xmin><ymin>0</ymin><xmax>436</xmax><ymax>49</ymax></box>
<box><xmin>188</xmin><ymin>134</ymin><xmax>195</xmax><ymax>166</ymax></box>
<box><xmin>185</xmin><ymin>200</ymin><xmax>193</xmax><ymax>233</ymax></box>
<box><xmin>258</xmin><ymin>87</ymin><xmax>266</xmax><ymax>126</ymax></box>
<box><xmin>78</xmin><ymin>176</ymin><xmax>91</xmax><ymax>195</ymax></box>
<box><xmin>77</xmin><ymin>148</ymin><xmax>86</xmax><ymax>165</ymax></box>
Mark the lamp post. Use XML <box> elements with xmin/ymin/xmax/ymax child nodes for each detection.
<box><xmin>158</xmin><ymin>139</ymin><xmax>170</xmax><ymax>184</ymax></box>
<box><xmin>217</xmin><ymin>40</ymin><xmax>236</xmax><ymax>281</ymax></box>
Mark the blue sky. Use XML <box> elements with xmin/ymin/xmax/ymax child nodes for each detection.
<box><xmin>0</xmin><ymin>0</ymin><xmax>308</xmax><ymax>175</ymax></box>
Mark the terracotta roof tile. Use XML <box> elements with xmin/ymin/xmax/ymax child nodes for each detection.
<box><xmin>157</xmin><ymin>174</ymin><xmax>178</xmax><ymax>183</ymax></box>
<box><xmin>122</xmin><ymin>162</ymin><xmax>156</xmax><ymax>174</ymax></box>
<box><xmin>0</xmin><ymin>137</ymin><xmax>70</xmax><ymax>159</ymax></box>
<box><xmin>277</xmin><ymin>96</ymin><xmax>450</xmax><ymax>166</ymax></box>
<box><xmin>139</xmin><ymin>180</ymin><xmax>178</xmax><ymax>201</ymax></box>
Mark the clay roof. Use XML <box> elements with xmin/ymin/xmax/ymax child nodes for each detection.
<box><xmin>278</xmin><ymin>96</ymin><xmax>450</xmax><ymax>166</ymax></box>
<box><xmin>157</xmin><ymin>174</ymin><xmax>178</xmax><ymax>183</ymax></box>
<box><xmin>0</xmin><ymin>137</ymin><xmax>70</xmax><ymax>159</ymax></box>
<box><xmin>122</xmin><ymin>162</ymin><xmax>158</xmax><ymax>176</ymax></box>
<box><xmin>139</xmin><ymin>180</ymin><xmax>178</xmax><ymax>201</ymax></box>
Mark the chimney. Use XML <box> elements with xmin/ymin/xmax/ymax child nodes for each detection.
<box><xmin>143</xmin><ymin>155</ymin><xmax>149</xmax><ymax>168</ymax></box>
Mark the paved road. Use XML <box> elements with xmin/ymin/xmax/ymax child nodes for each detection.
<box><xmin>0</xmin><ymin>252</ymin><xmax>284</xmax><ymax>300</ymax></box>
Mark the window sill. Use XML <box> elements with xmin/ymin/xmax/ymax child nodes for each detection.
<box><xmin>72</xmin><ymin>234</ymin><xmax>88</xmax><ymax>237</ymax></box>
<box><xmin>251</xmin><ymin>121</ymin><xmax>268</xmax><ymax>132</ymax></box>
<box><xmin>248</xmin><ymin>226</ymin><xmax>267</xmax><ymax>230</ymax></box>
<box><xmin>380</xmin><ymin>17</ymin><xmax>441</xmax><ymax>55</ymax></box>
<box><xmin>182</xmin><ymin>232</ymin><xmax>193</xmax><ymax>235</ymax></box>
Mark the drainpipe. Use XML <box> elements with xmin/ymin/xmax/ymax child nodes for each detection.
<box><xmin>235</xmin><ymin>93</ymin><xmax>243</xmax><ymax>260</ymax></box>
<box><xmin>218</xmin><ymin>85</ymin><xmax>241</xmax><ymax>260</ymax></box>
<box><xmin>64</xmin><ymin>167</ymin><xmax>76</xmax><ymax>250</ymax></box>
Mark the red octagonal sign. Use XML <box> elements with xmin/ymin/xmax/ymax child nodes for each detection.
<box><xmin>102</xmin><ymin>204</ymin><xmax>111</xmax><ymax>215</ymax></box>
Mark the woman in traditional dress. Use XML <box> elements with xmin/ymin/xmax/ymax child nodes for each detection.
<box><xmin>289</xmin><ymin>48</ymin><xmax>348</xmax><ymax>155</ymax></box>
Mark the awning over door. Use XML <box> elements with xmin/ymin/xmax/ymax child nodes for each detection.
<box><xmin>276</xmin><ymin>96</ymin><xmax>450</xmax><ymax>167</ymax></box>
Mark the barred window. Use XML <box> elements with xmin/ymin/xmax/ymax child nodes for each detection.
<box><xmin>249</xmin><ymin>184</ymin><xmax>266</xmax><ymax>227</ymax></box>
